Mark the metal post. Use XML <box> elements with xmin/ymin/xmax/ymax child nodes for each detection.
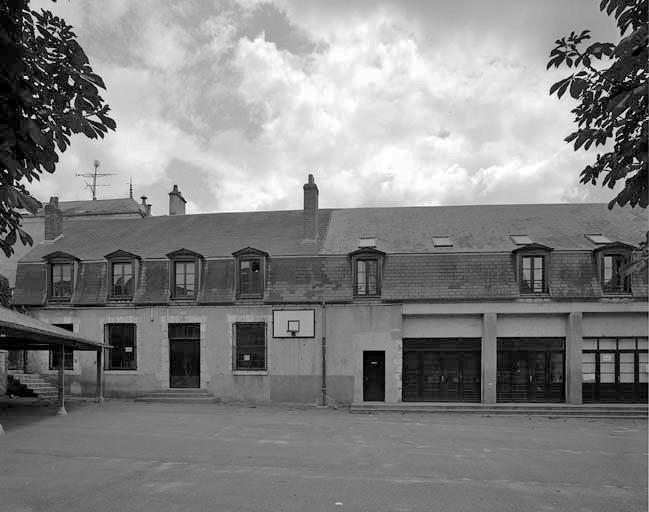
<box><xmin>321</xmin><ymin>302</ymin><xmax>327</xmax><ymax>406</ymax></box>
<box><xmin>57</xmin><ymin>344</ymin><xmax>66</xmax><ymax>415</ymax></box>
<box><xmin>96</xmin><ymin>348</ymin><xmax>104</xmax><ymax>403</ymax></box>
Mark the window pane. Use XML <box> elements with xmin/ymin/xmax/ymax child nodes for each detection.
<box><xmin>638</xmin><ymin>338</ymin><xmax>648</xmax><ymax>351</ymax></box>
<box><xmin>236</xmin><ymin>323</ymin><xmax>265</xmax><ymax>370</ymax></box>
<box><xmin>582</xmin><ymin>339</ymin><xmax>598</xmax><ymax>350</ymax></box>
<box><xmin>581</xmin><ymin>352</ymin><xmax>595</xmax><ymax>363</ymax></box>
<box><xmin>366</xmin><ymin>260</ymin><xmax>377</xmax><ymax>294</ymax></box>
<box><xmin>106</xmin><ymin>324</ymin><xmax>136</xmax><ymax>370</ymax></box>
<box><xmin>239</xmin><ymin>259</ymin><xmax>262</xmax><ymax>295</ymax></box>
<box><xmin>356</xmin><ymin>260</ymin><xmax>367</xmax><ymax>294</ymax></box>
<box><xmin>618</xmin><ymin>338</ymin><xmax>636</xmax><ymax>350</ymax></box>
<box><xmin>598</xmin><ymin>339</ymin><xmax>617</xmax><ymax>350</ymax></box>
<box><xmin>52</xmin><ymin>263</ymin><xmax>73</xmax><ymax>298</ymax></box>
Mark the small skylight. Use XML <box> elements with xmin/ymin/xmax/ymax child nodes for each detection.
<box><xmin>510</xmin><ymin>235</ymin><xmax>533</xmax><ymax>245</ymax></box>
<box><xmin>585</xmin><ymin>234</ymin><xmax>612</xmax><ymax>244</ymax></box>
<box><xmin>358</xmin><ymin>236</ymin><xmax>376</xmax><ymax>248</ymax></box>
<box><xmin>432</xmin><ymin>236</ymin><xmax>453</xmax><ymax>247</ymax></box>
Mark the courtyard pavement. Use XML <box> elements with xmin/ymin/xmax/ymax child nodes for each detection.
<box><xmin>0</xmin><ymin>400</ymin><xmax>647</xmax><ymax>512</ymax></box>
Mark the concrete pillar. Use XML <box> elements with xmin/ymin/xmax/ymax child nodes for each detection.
<box><xmin>0</xmin><ymin>350</ymin><xmax>7</xmax><ymax>396</ymax></box>
<box><xmin>96</xmin><ymin>349</ymin><xmax>104</xmax><ymax>403</ymax></box>
<box><xmin>566</xmin><ymin>312</ymin><xmax>583</xmax><ymax>404</ymax></box>
<box><xmin>481</xmin><ymin>313</ymin><xmax>497</xmax><ymax>404</ymax></box>
<box><xmin>57</xmin><ymin>345</ymin><xmax>66</xmax><ymax>416</ymax></box>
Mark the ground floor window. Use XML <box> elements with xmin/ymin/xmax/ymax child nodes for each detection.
<box><xmin>49</xmin><ymin>323</ymin><xmax>74</xmax><ymax>370</ymax></box>
<box><xmin>582</xmin><ymin>337</ymin><xmax>648</xmax><ymax>403</ymax></box>
<box><xmin>234</xmin><ymin>323</ymin><xmax>266</xmax><ymax>370</ymax></box>
<box><xmin>105</xmin><ymin>323</ymin><xmax>137</xmax><ymax>370</ymax></box>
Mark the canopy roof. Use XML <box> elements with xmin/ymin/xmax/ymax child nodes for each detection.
<box><xmin>0</xmin><ymin>307</ymin><xmax>105</xmax><ymax>350</ymax></box>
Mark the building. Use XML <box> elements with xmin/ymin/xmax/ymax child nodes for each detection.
<box><xmin>10</xmin><ymin>176</ymin><xmax>649</xmax><ymax>405</ymax></box>
<box><xmin>1</xmin><ymin>196</ymin><xmax>150</xmax><ymax>287</ymax></box>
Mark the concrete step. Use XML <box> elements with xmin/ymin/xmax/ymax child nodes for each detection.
<box><xmin>135</xmin><ymin>389</ymin><xmax>220</xmax><ymax>404</ymax></box>
<box><xmin>134</xmin><ymin>396</ymin><xmax>221</xmax><ymax>404</ymax></box>
<box><xmin>350</xmin><ymin>403</ymin><xmax>648</xmax><ymax>418</ymax></box>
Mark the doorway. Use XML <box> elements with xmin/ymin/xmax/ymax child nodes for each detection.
<box><xmin>363</xmin><ymin>351</ymin><xmax>385</xmax><ymax>401</ymax></box>
<box><xmin>402</xmin><ymin>339</ymin><xmax>481</xmax><ymax>402</ymax></box>
<box><xmin>497</xmin><ymin>338</ymin><xmax>565</xmax><ymax>402</ymax></box>
<box><xmin>169</xmin><ymin>323</ymin><xmax>200</xmax><ymax>388</ymax></box>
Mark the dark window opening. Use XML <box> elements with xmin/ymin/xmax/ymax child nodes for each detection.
<box><xmin>105</xmin><ymin>323</ymin><xmax>136</xmax><ymax>370</ymax></box>
<box><xmin>173</xmin><ymin>260</ymin><xmax>196</xmax><ymax>298</ymax></box>
<box><xmin>520</xmin><ymin>255</ymin><xmax>545</xmax><ymax>294</ymax></box>
<box><xmin>111</xmin><ymin>262</ymin><xmax>134</xmax><ymax>298</ymax></box>
<box><xmin>235</xmin><ymin>323</ymin><xmax>266</xmax><ymax>370</ymax></box>
<box><xmin>238</xmin><ymin>258</ymin><xmax>263</xmax><ymax>297</ymax></box>
<box><xmin>355</xmin><ymin>258</ymin><xmax>379</xmax><ymax>296</ymax></box>
<box><xmin>602</xmin><ymin>254</ymin><xmax>630</xmax><ymax>294</ymax></box>
<box><xmin>49</xmin><ymin>323</ymin><xmax>74</xmax><ymax>370</ymax></box>
<box><xmin>50</xmin><ymin>263</ymin><xmax>73</xmax><ymax>299</ymax></box>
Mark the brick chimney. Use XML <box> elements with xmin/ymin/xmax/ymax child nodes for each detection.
<box><xmin>168</xmin><ymin>185</ymin><xmax>186</xmax><ymax>215</ymax></box>
<box><xmin>303</xmin><ymin>174</ymin><xmax>319</xmax><ymax>240</ymax></box>
<box><xmin>44</xmin><ymin>197</ymin><xmax>63</xmax><ymax>241</ymax></box>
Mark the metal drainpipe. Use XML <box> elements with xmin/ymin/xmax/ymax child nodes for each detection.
<box><xmin>321</xmin><ymin>301</ymin><xmax>327</xmax><ymax>406</ymax></box>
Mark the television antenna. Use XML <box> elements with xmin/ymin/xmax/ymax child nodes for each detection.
<box><xmin>76</xmin><ymin>160</ymin><xmax>116</xmax><ymax>200</ymax></box>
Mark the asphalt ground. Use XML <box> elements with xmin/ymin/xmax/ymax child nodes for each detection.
<box><xmin>0</xmin><ymin>400</ymin><xmax>647</xmax><ymax>512</ymax></box>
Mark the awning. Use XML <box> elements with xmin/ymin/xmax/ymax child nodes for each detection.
<box><xmin>0</xmin><ymin>307</ymin><xmax>105</xmax><ymax>351</ymax></box>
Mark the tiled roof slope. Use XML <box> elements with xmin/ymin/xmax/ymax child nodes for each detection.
<box><xmin>30</xmin><ymin>198</ymin><xmax>143</xmax><ymax>217</ymax></box>
<box><xmin>20</xmin><ymin>210</ymin><xmax>332</xmax><ymax>261</ymax></box>
<box><xmin>322</xmin><ymin>203</ymin><xmax>647</xmax><ymax>253</ymax></box>
<box><xmin>18</xmin><ymin>203</ymin><xmax>647</xmax><ymax>262</ymax></box>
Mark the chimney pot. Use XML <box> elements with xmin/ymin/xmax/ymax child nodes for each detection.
<box><xmin>44</xmin><ymin>196</ymin><xmax>63</xmax><ymax>241</ymax></box>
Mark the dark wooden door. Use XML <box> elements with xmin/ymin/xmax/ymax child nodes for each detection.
<box><xmin>402</xmin><ymin>339</ymin><xmax>481</xmax><ymax>402</ymax></box>
<box><xmin>363</xmin><ymin>351</ymin><xmax>385</xmax><ymax>401</ymax></box>
<box><xmin>169</xmin><ymin>340</ymin><xmax>200</xmax><ymax>388</ymax></box>
<box><xmin>497</xmin><ymin>339</ymin><xmax>564</xmax><ymax>403</ymax></box>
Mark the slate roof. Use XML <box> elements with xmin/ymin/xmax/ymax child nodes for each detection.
<box><xmin>18</xmin><ymin>203</ymin><xmax>647</xmax><ymax>262</ymax></box>
<box><xmin>321</xmin><ymin>203</ymin><xmax>647</xmax><ymax>254</ymax></box>
<box><xmin>30</xmin><ymin>198</ymin><xmax>144</xmax><ymax>217</ymax></box>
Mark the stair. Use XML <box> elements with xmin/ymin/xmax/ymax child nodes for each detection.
<box><xmin>135</xmin><ymin>389</ymin><xmax>220</xmax><ymax>404</ymax></box>
<box><xmin>350</xmin><ymin>402</ymin><xmax>649</xmax><ymax>419</ymax></box>
<box><xmin>7</xmin><ymin>371</ymin><xmax>58</xmax><ymax>401</ymax></box>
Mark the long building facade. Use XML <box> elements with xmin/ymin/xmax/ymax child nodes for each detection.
<box><xmin>10</xmin><ymin>177</ymin><xmax>649</xmax><ymax>404</ymax></box>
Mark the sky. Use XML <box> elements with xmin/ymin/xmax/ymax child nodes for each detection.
<box><xmin>29</xmin><ymin>0</ymin><xmax>621</xmax><ymax>216</ymax></box>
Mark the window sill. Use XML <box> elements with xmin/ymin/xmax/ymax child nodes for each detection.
<box><xmin>237</xmin><ymin>295</ymin><xmax>264</xmax><ymax>300</ymax></box>
<box><xmin>104</xmin><ymin>369</ymin><xmax>138</xmax><ymax>375</ymax></box>
<box><xmin>233</xmin><ymin>370</ymin><xmax>268</xmax><ymax>376</ymax></box>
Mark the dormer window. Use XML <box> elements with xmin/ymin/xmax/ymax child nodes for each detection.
<box><xmin>233</xmin><ymin>247</ymin><xmax>268</xmax><ymax>299</ymax></box>
<box><xmin>602</xmin><ymin>254</ymin><xmax>629</xmax><ymax>293</ymax></box>
<box><xmin>349</xmin><ymin>247</ymin><xmax>385</xmax><ymax>297</ymax></box>
<box><xmin>105</xmin><ymin>250</ymin><xmax>139</xmax><ymax>300</ymax></box>
<box><xmin>166</xmin><ymin>249</ymin><xmax>203</xmax><ymax>300</ymax></box>
<box><xmin>51</xmin><ymin>262</ymin><xmax>73</xmax><ymax>299</ymax></box>
<box><xmin>43</xmin><ymin>251</ymin><xmax>77</xmax><ymax>302</ymax></box>
<box><xmin>593</xmin><ymin>242</ymin><xmax>635</xmax><ymax>295</ymax></box>
<box><xmin>512</xmin><ymin>243</ymin><xmax>553</xmax><ymax>295</ymax></box>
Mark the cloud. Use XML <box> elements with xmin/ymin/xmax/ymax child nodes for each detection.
<box><xmin>23</xmin><ymin>0</ymin><xmax>625</xmax><ymax>216</ymax></box>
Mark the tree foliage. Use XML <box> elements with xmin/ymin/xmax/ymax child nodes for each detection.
<box><xmin>0</xmin><ymin>0</ymin><xmax>116</xmax><ymax>257</ymax></box>
<box><xmin>547</xmin><ymin>0</ymin><xmax>647</xmax><ymax>209</ymax></box>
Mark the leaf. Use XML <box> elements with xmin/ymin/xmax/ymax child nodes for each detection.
<box><xmin>549</xmin><ymin>77</ymin><xmax>570</xmax><ymax>95</ymax></box>
<box><xmin>569</xmin><ymin>78</ymin><xmax>585</xmax><ymax>99</ymax></box>
<box><xmin>557</xmin><ymin>79</ymin><xmax>570</xmax><ymax>99</ymax></box>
